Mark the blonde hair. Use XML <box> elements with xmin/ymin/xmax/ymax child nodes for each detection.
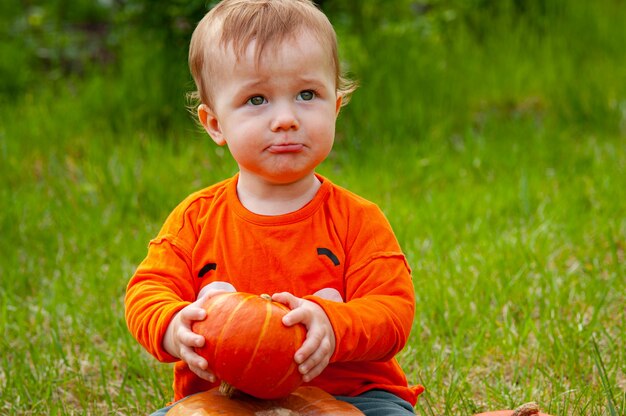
<box><xmin>188</xmin><ymin>0</ymin><xmax>356</xmax><ymax>110</ymax></box>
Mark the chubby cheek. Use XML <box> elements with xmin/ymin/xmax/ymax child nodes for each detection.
<box><xmin>311</xmin><ymin>116</ymin><xmax>336</xmax><ymax>150</ymax></box>
<box><xmin>222</xmin><ymin>120</ymin><xmax>261</xmax><ymax>148</ymax></box>
<box><xmin>226</xmin><ymin>137</ymin><xmax>259</xmax><ymax>165</ymax></box>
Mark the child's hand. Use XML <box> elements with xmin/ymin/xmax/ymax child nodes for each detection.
<box><xmin>163</xmin><ymin>282</ymin><xmax>236</xmax><ymax>382</ymax></box>
<box><xmin>272</xmin><ymin>292</ymin><xmax>336</xmax><ymax>383</ymax></box>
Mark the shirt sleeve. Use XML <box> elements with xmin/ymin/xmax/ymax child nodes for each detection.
<box><xmin>124</xmin><ymin>203</ymin><xmax>200</xmax><ymax>363</ymax></box>
<box><xmin>305</xmin><ymin>205</ymin><xmax>415</xmax><ymax>363</ymax></box>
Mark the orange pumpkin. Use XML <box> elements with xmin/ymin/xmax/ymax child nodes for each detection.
<box><xmin>192</xmin><ymin>292</ymin><xmax>307</xmax><ymax>399</ymax></box>
<box><xmin>474</xmin><ymin>412</ymin><xmax>552</xmax><ymax>416</ymax></box>
<box><xmin>166</xmin><ymin>386</ymin><xmax>363</xmax><ymax>415</ymax></box>
<box><xmin>474</xmin><ymin>413</ymin><xmax>552</xmax><ymax>416</ymax></box>
<box><xmin>474</xmin><ymin>403</ymin><xmax>553</xmax><ymax>416</ymax></box>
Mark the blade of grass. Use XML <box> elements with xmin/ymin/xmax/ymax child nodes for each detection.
<box><xmin>591</xmin><ymin>335</ymin><xmax>618</xmax><ymax>416</ymax></box>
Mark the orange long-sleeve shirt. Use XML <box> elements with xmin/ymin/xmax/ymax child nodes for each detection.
<box><xmin>125</xmin><ymin>174</ymin><xmax>424</xmax><ymax>405</ymax></box>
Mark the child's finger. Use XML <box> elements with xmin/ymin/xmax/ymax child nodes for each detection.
<box><xmin>191</xmin><ymin>366</ymin><xmax>216</xmax><ymax>383</ymax></box>
<box><xmin>300</xmin><ymin>330</ymin><xmax>332</xmax><ymax>363</ymax></box>
<box><xmin>180</xmin><ymin>346</ymin><xmax>205</xmax><ymax>369</ymax></box>
<box><xmin>282</xmin><ymin>306</ymin><xmax>308</xmax><ymax>327</ymax></box>
<box><xmin>272</xmin><ymin>292</ymin><xmax>307</xmax><ymax>326</ymax></box>
<box><xmin>180</xmin><ymin>305</ymin><xmax>207</xmax><ymax>322</ymax></box>
<box><xmin>180</xmin><ymin>329</ymin><xmax>205</xmax><ymax>348</ymax></box>
<box><xmin>297</xmin><ymin>338</ymin><xmax>331</xmax><ymax>382</ymax></box>
<box><xmin>294</xmin><ymin>325</ymin><xmax>325</xmax><ymax>363</ymax></box>
<box><xmin>301</xmin><ymin>357</ymin><xmax>328</xmax><ymax>382</ymax></box>
<box><xmin>186</xmin><ymin>353</ymin><xmax>215</xmax><ymax>382</ymax></box>
<box><xmin>271</xmin><ymin>291</ymin><xmax>299</xmax><ymax>309</ymax></box>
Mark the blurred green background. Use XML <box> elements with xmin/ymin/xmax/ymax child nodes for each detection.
<box><xmin>1</xmin><ymin>1</ymin><xmax>625</xmax><ymax>414</ymax></box>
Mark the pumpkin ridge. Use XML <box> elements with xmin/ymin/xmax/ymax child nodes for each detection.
<box><xmin>272</xmin><ymin>359</ymin><xmax>300</xmax><ymax>395</ymax></box>
<box><xmin>272</xmin><ymin>327</ymin><xmax>304</xmax><ymax>394</ymax></box>
<box><xmin>193</xmin><ymin>293</ymin><xmax>237</xmax><ymax>367</ymax></box>
<box><xmin>201</xmin><ymin>293</ymin><xmax>227</xmax><ymax>324</ymax></box>
<box><xmin>214</xmin><ymin>293</ymin><xmax>255</xmax><ymax>366</ymax></box>
<box><xmin>265</xmin><ymin>305</ymin><xmax>305</xmax><ymax>397</ymax></box>
<box><xmin>238</xmin><ymin>297</ymin><xmax>273</xmax><ymax>383</ymax></box>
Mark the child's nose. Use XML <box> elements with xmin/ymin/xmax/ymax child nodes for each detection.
<box><xmin>270</xmin><ymin>103</ymin><xmax>299</xmax><ymax>131</ymax></box>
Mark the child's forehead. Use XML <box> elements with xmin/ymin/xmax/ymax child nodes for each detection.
<box><xmin>227</xmin><ymin>28</ymin><xmax>327</xmax><ymax>60</ymax></box>
<box><xmin>219</xmin><ymin>29</ymin><xmax>334</xmax><ymax>71</ymax></box>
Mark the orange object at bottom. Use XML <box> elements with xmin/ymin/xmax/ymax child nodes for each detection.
<box><xmin>166</xmin><ymin>386</ymin><xmax>364</xmax><ymax>415</ymax></box>
<box><xmin>474</xmin><ymin>410</ymin><xmax>553</xmax><ymax>416</ymax></box>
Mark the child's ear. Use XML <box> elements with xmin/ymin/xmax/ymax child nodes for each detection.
<box><xmin>198</xmin><ymin>104</ymin><xmax>226</xmax><ymax>145</ymax></box>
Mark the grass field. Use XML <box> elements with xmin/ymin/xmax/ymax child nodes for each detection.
<box><xmin>1</xmin><ymin>2</ymin><xmax>625</xmax><ymax>415</ymax></box>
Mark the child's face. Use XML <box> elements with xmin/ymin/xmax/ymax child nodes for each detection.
<box><xmin>199</xmin><ymin>30</ymin><xmax>342</xmax><ymax>186</ymax></box>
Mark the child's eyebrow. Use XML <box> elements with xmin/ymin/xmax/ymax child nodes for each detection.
<box><xmin>237</xmin><ymin>76</ymin><xmax>330</xmax><ymax>92</ymax></box>
<box><xmin>291</xmin><ymin>75</ymin><xmax>333</xmax><ymax>90</ymax></box>
<box><xmin>300</xmin><ymin>82</ymin><xmax>334</xmax><ymax>95</ymax></box>
<box><xmin>296</xmin><ymin>76</ymin><xmax>326</xmax><ymax>85</ymax></box>
<box><xmin>231</xmin><ymin>78</ymin><xmax>269</xmax><ymax>95</ymax></box>
<box><xmin>239</xmin><ymin>79</ymin><xmax>266</xmax><ymax>89</ymax></box>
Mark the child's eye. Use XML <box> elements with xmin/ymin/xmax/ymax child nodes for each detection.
<box><xmin>297</xmin><ymin>90</ymin><xmax>316</xmax><ymax>101</ymax></box>
<box><xmin>247</xmin><ymin>96</ymin><xmax>267</xmax><ymax>106</ymax></box>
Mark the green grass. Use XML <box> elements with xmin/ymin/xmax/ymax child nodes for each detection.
<box><xmin>1</xmin><ymin>2</ymin><xmax>625</xmax><ymax>415</ymax></box>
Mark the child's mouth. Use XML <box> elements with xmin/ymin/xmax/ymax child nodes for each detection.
<box><xmin>267</xmin><ymin>143</ymin><xmax>304</xmax><ymax>153</ymax></box>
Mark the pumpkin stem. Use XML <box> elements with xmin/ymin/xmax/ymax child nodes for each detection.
<box><xmin>512</xmin><ymin>402</ymin><xmax>540</xmax><ymax>416</ymax></box>
<box><xmin>260</xmin><ymin>294</ymin><xmax>272</xmax><ymax>301</ymax></box>
<box><xmin>219</xmin><ymin>381</ymin><xmax>236</xmax><ymax>398</ymax></box>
